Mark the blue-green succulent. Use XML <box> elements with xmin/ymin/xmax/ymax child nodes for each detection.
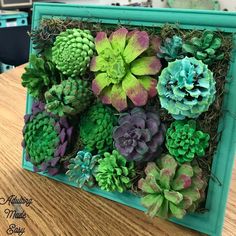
<box><xmin>157</xmin><ymin>35</ymin><xmax>184</xmax><ymax>61</ymax></box>
<box><xmin>157</xmin><ymin>57</ymin><xmax>216</xmax><ymax>120</ymax></box>
<box><xmin>66</xmin><ymin>151</ymin><xmax>100</xmax><ymax>188</ymax></box>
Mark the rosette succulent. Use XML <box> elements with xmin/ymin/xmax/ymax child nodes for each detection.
<box><xmin>66</xmin><ymin>150</ymin><xmax>100</xmax><ymax>188</ymax></box>
<box><xmin>22</xmin><ymin>101</ymin><xmax>73</xmax><ymax>175</ymax></box>
<box><xmin>138</xmin><ymin>154</ymin><xmax>207</xmax><ymax>219</ymax></box>
<box><xmin>157</xmin><ymin>35</ymin><xmax>184</xmax><ymax>61</ymax></box>
<box><xmin>183</xmin><ymin>31</ymin><xmax>224</xmax><ymax>64</ymax></box>
<box><xmin>113</xmin><ymin>108</ymin><xmax>165</xmax><ymax>162</ymax></box>
<box><xmin>79</xmin><ymin>103</ymin><xmax>117</xmax><ymax>153</ymax></box>
<box><xmin>45</xmin><ymin>78</ymin><xmax>93</xmax><ymax>117</ymax></box>
<box><xmin>90</xmin><ymin>28</ymin><xmax>162</xmax><ymax>111</ymax></box>
<box><xmin>95</xmin><ymin>150</ymin><xmax>135</xmax><ymax>192</ymax></box>
<box><xmin>166</xmin><ymin>120</ymin><xmax>210</xmax><ymax>163</ymax></box>
<box><xmin>157</xmin><ymin>57</ymin><xmax>216</xmax><ymax>119</ymax></box>
<box><xmin>52</xmin><ymin>28</ymin><xmax>95</xmax><ymax>77</ymax></box>
<box><xmin>22</xmin><ymin>55</ymin><xmax>59</xmax><ymax>98</ymax></box>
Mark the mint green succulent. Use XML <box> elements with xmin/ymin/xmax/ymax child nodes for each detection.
<box><xmin>66</xmin><ymin>150</ymin><xmax>100</xmax><ymax>188</ymax></box>
<box><xmin>52</xmin><ymin>28</ymin><xmax>95</xmax><ymax>77</ymax></box>
<box><xmin>183</xmin><ymin>31</ymin><xmax>224</xmax><ymax>65</ymax></box>
<box><xmin>138</xmin><ymin>154</ymin><xmax>207</xmax><ymax>219</ymax></box>
<box><xmin>157</xmin><ymin>57</ymin><xmax>216</xmax><ymax>120</ymax></box>
<box><xmin>166</xmin><ymin>120</ymin><xmax>210</xmax><ymax>163</ymax></box>
<box><xmin>157</xmin><ymin>35</ymin><xmax>184</xmax><ymax>61</ymax></box>
<box><xmin>45</xmin><ymin>78</ymin><xmax>93</xmax><ymax>117</ymax></box>
<box><xmin>79</xmin><ymin>103</ymin><xmax>118</xmax><ymax>153</ymax></box>
<box><xmin>95</xmin><ymin>150</ymin><xmax>135</xmax><ymax>192</ymax></box>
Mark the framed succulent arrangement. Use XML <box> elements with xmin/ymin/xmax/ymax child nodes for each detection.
<box><xmin>22</xmin><ymin>3</ymin><xmax>236</xmax><ymax>236</ymax></box>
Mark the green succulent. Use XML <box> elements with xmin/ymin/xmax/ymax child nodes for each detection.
<box><xmin>157</xmin><ymin>35</ymin><xmax>184</xmax><ymax>61</ymax></box>
<box><xmin>52</xmin><ymin>28</ymin><xmax>95</xmax><ymax>77</ymax></box>
<box><xmin>183</xmin><ymin>31</ymin><xmax>224</xmax><ymax>65</ymax></box>
<box><xmin>95</xmin><ymin>150</ymin><xmax>135</xmax><ymax>192</ymax></box>
<box><xmin>157</xmin><ymin>57</ymin><xmax>216</xmax><ymax>120</ymax></box>
<box><xmin>166</xmin><ymin>120</ymin><xmax>210</xmax><ymax>163</ymax></box>
<box><xmin>21</xmin><ymin>54</ymin><xmax>60</xmax><ymax>98</ymax></box>
<box><xmin>138</xmin><ymin>154</ymin><xmax>207</xmax><ymax>219</ymax></box>
<box><xmin>79</xmin><ymin>103</ymin><xmax>117</xmax><ymax>153</ymax></box>
<box><xmin>66</xmin><ymin>150</ymin><xmax>100</xmax><ymax>188</ymax></box>
<box><xmin>91</xmin><ymin>28</ymin><xmax>161</xmax><ymax>111</ymax></box>
<box><xmin>45</xmin><ymin>78</ymin><xmax>93</xmax><ymax>117</ymax></box>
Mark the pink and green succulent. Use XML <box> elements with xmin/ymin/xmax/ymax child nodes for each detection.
<box><xmin>90</xmin><ymin>28</ymin><xmax>162</xmax><ymax>111</ymax></box>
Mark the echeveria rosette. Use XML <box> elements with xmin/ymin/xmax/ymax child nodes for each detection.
<box><xmin>66</xmin><ymin>150</ymin><xmax>100</xmax><ymax>188</ymax></box>
<box><xmin>95</xmin><ymin>150</ymin><xmax>135</xmax><ymax>192</ymax></box>
<box><xmin>79</xmin><ymin>103</ymin><xmax>118</xmax><ymax>154</ymax></box>
<box><xmin>90</xmin><ymin>28</ymin><xmax>162</xmax><ymax>111</ymax></box>
<box><xmin>113</xmin><ymin>108</ymin><xmax>165</xmax><ymax>162</ymax></box>
<box><xmin>183</xmin><ymin>31</ymin><xmax>224</xmax><ymax>65</ymax></box>
<box><xmin>22</xmin><ymin>101</ymin><xmax>73</xmax><ymax>175</ymax></box>
<box><xmin>157</xmin><ymin>35</ymin><xmax>184</xmax><ymax>61</ymax></box>
<box><xmin>45</xmin><ymin>78</ymin><xmax>93</xmax><ymax>117</ymax></box>
<box><xmin>157</xmin><ymin>57</ymin><xmax>216</xmax><ymax>120</ymax></box>
<box><xmin>138</xmin><ymin>154</ymin><xmax>207</xmax><ymax>219</ymax></box>
<box><xmin>166</xmin><ymin>120</ymin><xmax>210</xmax><ymax>163</ymax></box>
<box><xmin>52</xmin><ymin>28</ymin><xmax>95</xmax><ymax>77</ymax></box>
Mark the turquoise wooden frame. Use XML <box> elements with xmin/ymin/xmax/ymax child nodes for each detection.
<box><xmin>22</xmin><ymin>3</ymin><xmax>236</xmax><ymax>236</ymax></box>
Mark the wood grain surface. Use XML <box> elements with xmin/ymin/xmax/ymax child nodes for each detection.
<box><xmin>0</xmin><ymin>65</ymin><xmax>235</xmax><ymax>236</ymax></box>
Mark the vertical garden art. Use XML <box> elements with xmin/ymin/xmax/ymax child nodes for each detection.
<box><xmin>21</xmin><ymin>3</ymin><xmax>236</xmax><ymax>236</ymax></box>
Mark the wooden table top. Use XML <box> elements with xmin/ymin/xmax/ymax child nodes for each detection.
<box><xmin>0</xmin><ymin>65</ymin><xmax>235</xmax><ymax>236</ymax></box>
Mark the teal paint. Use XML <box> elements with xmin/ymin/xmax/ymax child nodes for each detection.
<box><xmin>22</xmin><ymin>3</ymin><xmax>236</xmax><ymax>236</ymax></box>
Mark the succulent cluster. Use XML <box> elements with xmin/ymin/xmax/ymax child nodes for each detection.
<box><xmin>91</xmin><ymin>28</ymin><xmax>161</xmax><ymax>111</ymax></box>
<box><xmin>166</xmin><ymin>120</ymin><xmax>210</xmax><ymax>163</ymax></box>
<box><xmin>45</xmin><ymin>78</ymin><xmax>93</xmax><ymax>117</ymax></box>
<box><xmin>52</xmin><ymin>28</ymin><xmax>95</xmax><ymax>77</ymax></box>
<box><xmin>138</xmin><ymin>155</ymin><xmax>207</xmax><ymax>219</ymax></box>
<box><xmin>79</xmin><ymin>103</ymin><xmax>118</xmax><ymax>153</ymax></box>
<box><xmin>113</xmin><ymin>108</ymin><xmax>165</xmax><ymax>162</ymax></box>
<box><xmin>22</xmin><ymin>101</ymin><xmax>73</xmax><ymax>175</ymax></box>
<box><xmin>183</xmin><ymin>31</ymin><xmax>224</xmax><ymax>65</ymax></box>
<box><xmin>157</xmin><ymin>35</ymin><xmax>184</xmax><ymax>61</ymax></box>
<box><xmin>95</xmin><ymin>150</ymin><xmax>135</xmax><ymax>192</ymax></box>
<box><xmin>66</xmin><ymin>150</ymin><xmax>100</xmax><ymax>188</ymax></box>
<box><xmin>157</xmin><ymin>57</ymin><xmax>216</xmax><ymax>119</ymax></box>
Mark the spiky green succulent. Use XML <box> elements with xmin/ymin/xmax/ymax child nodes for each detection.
<box><xmin>21</xmin><ymin>54</ymin><xmax>60</xmax><ymax>98</ymax></box>
<box><xmin>157</xmin><ymin>57</ymin><xmax>216</xmax><ymax>120</ymax></box>
<box><xmin>45</xmin><ymin>78</ymin><xmax>93</xmax><ymax>117</ymax></box>
<box><xmin>79</xmin><ymin>103</ymin><xmax>117</xmax><ymax>153</ymax></box>
<box><xmin>95</xmin><ymin>150</ymin><xmax>135</xmax><ymax>192</ymax></box>
<box><xmin>22</xmin><ymin>101</ymin><xmax>73</xmax><ymax>175</ymax></box>
<box><xmin>138</xmin><ymin>154</ymin><xmax>207</xmax><ymax>219</ymax></box>
<box><xmin>166</xmin><ymin>120</ymin><xmax>210</xmax><ymax>163</ymax></box>
<box><xmin>183</xmin><ymin>31</ymin><xmax>224</xmax><ymax>65</ymax></box>
<box><xmin>66</xmin><ymin>150</ymin><xmax>100</xmax><ymax>188</ymax></box>
<box><xmin>52</xmin><ymin>28</ymin><xmax>95</xmax><ymax>77</ymax></box>
<box><xmin>157</xmin><ymin>35</ymin><xmax>184</xmax><ymax>61</ymax></box>
<box><xmin>91</xmin><ymin>28</ymin><xmax>161</xmax><ymax>111</ymax></box>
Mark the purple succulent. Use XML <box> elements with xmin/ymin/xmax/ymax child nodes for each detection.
<box><xmin>113</xmin><ymin>107</ymin><xmax>165</xmax><ymax>162</ymax></box>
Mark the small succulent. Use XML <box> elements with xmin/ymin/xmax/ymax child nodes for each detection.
<box><xmin>95</xmin><ymin>150</ymin><xmax>135</xmax><ymax>192</ymax></box>
<box><xmin>157</xmin><ymin>57</ymin><xmax>216</xmax><ymax>120</ymax></box>
<box><xmin>66</xmin><ymin>150</ymin><xmax>100</xmax><ymax>188</ymax></box>
<box><xmin>182</xmin><ymin>31</ymin><xmax>224</xmax><ymax>65</ymax></box>
<box><xmin>166</xmin><ymin>120</ymin><xmax>210</xmax><ymax>163</ymax></box>
<box><xmin>79</xmin><ymin>103</ymin><xmax>118</xmax><ymax>153</ymax></box>
<box><xmin>90</xmin><ymin>28</ymin><xmax>162</xmax><ymax>111</ymax></box>
<box><xmin>22</xmin><ymin>101</ymin><xmax>73</xmax><ymax>175</ymax></box>
<box><xmin>157</xmin><ymin>35</ymin><xmax>184</xmax><ymax>61</ymax></box>
<box><xmin>113</xmin><ymin>108</ymin><xmax>165</xmax><ymax>162</ymax></box>
<box><xmin>138</xmin><ymin>154</ymin><xmax>207</xmax><ymax>219</ymax></box>
<box><xmin>45</xmin><ymin>78</ymin><xmax>93</xmax><ymax>117</ymax></box>
<box><xmin>52</xmin><ymin>28</ymin><xmax>95</xmax><ymax>77</ymax></box>
<box><xmin>21</xmin><ymin>54</ymin><xmax>60</xmax><ymax>98</ymax></box>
